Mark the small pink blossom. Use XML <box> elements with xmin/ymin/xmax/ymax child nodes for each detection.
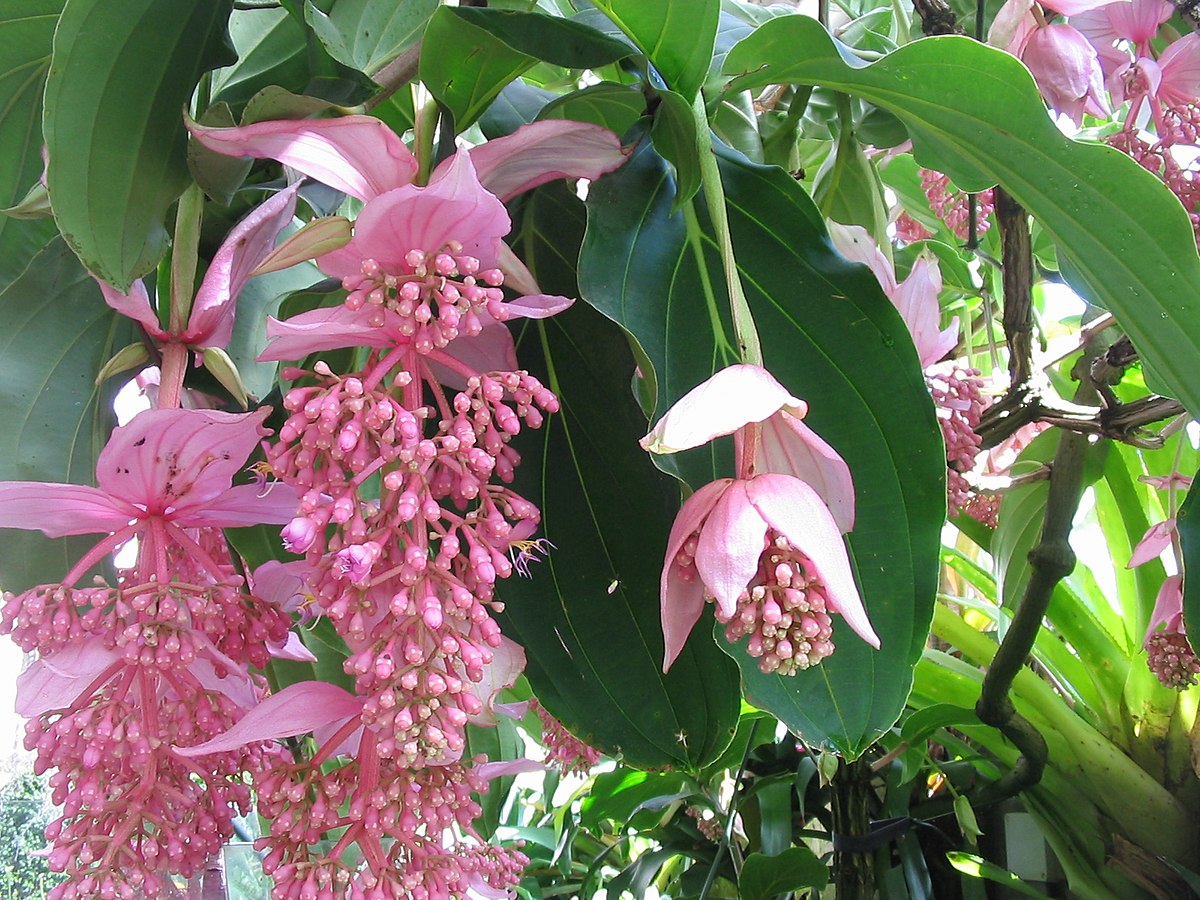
<box><xmin>1144</xmin><ymin>575</ymin><xmax>1200</xmax><ymax>688</ymax></box>
<box><xmin>1128</xmin><ymin>518</ymin><xmax>1177</xmax><ymax>567</ymax></box>
<box><xmin>1023</xmin><ymin>24</ymin><xmax>1110</xmax><ymax>125</ymax></box>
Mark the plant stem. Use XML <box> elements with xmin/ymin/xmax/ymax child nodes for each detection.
<box><xmin>699</xmin><ymin>718</ymin><xmax>759</xmax><ymax>899</ymax></box>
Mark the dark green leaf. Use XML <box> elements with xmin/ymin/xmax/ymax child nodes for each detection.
<box><xmin>538</xmin><ymin>82</ymin><xmax>644</xmax><ymax>138</ymax></box>
<box><xmin>451</xmin><ymin>7</ymin><xmax>633</xmax><ymax>68</ymax></box>
<box><xmin>44</xmin><ymin>0</ymin><xmax>235</xmax><ymax>290</ymax></box>
<box><xmin>724</xmin><ymin>17</ymin><xmax>1200</xmax><ymax>417</ymax></box>
<box><xmin>650</xmin><ymin>90</ymin><xmax>702</xmax><ymax>208</ymax></box>
<box><xmin>0</xmin><ymin>1</ymin><xmax>61</xmax><ymax>290</ymax></box>
<box><xmin>212</xmin><ymin>6</ymin><xmax>309</xmax><ymax>108</ymax></box>
<box><xmin>591</xmin><ymin>0</ymin><xmax>719</xmax><ymax>101</ymax></box>
<box><xmin>304</xmin><ymin>0</ymin><xmax>436</xmax><ymax>78</ymax></box>
<box><xmin>580</xmin><ymin>139</ymin><xmax>944</xmax><ymax>757</ymax></box>
<box><xmin>480</xmin><ymin>80</ymin><xmax>556</xmax><ymax>139</ymax></box>
<box><xmin>1178</xmin><ymin>472</ymin><xmax>1200</xmax><ymax>655</ymax></box>
<box><xmin>497</xmin><ymin>184</ymin><xmax>741</xmax><ymax>771</ymax></box>
<box><xmin>739</xmin><ymin>846</ymin><xmax>829</xmax><ymax>900</ymax></box>
<box><xmin>0</xmin><ymin>238</ymin><xmax>132</xmax><ymax>591</ymax></box>
<box><xmin>419</xmin><ymin>6</ymin><xmax>538</xmax><ymax>131</ymax></box>
<box><xmin>579</xmin><ymin>769</ymin><xmax>692</xmax><ymax>831</ymax></box>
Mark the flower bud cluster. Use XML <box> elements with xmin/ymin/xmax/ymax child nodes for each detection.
<box><xmin>533</xmin><ymin>699</ymin><xmax>602</xmax><ymax>776</ymax></box>
<box><xmin>257</xmin><ymin>245</ymin><xmax>553</xmax><ymax>894</ymax></box>
<box><xmin>926</xmin><ymin>362</ymin><xmax>988</xmax><ymax>518</ymax></box>
<box><xmin>920</xmin><ymin>169</ymin><xmax>994</xmax><ymax>241</ymax></box>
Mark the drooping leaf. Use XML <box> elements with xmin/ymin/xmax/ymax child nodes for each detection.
<box><xmin>724</xmin><ymin>17</ymin><xmax>1200</xmax><ymax>417</ymax></box>
<box><xmin>650</xmin><ymin>89</ymin><xmax>702</xmax><ymax>208</ymax></box>
<box><xmin>449</xmin><ymin>7</ymin><xmax>634</xmax><ymax>69</ymax></box>
<box><xmin>497</xmin><ymin>183</ymin><xmax>741</xmax><ymax>771</ymax></box>
<box><xmin>579</xmin><ymin>139</ymin><xmax>944</xmax><ymax>757</ymax></box>
<box><xmin>304</xmin><ymin>0</ymin><xmax>436</xmax><ymax>79</ymax></box>
<box><xmin>739</xmin><ymin>847</ymin><xmax>829</xmax><ymax>900</ymax></box>
<box><xmin>44</xmin><ymin>0</ymin><xmax>235</xmax><ymax>290</ymax></box>
<box><xmin>0</xmin><ymin>1</ymin><xmax>61</xmax><ymax>291</ymax></box>
<box><xmin>591</xmin><ymin>0</ymin><xmax>720</xmax><ymax>101</ymax></box>
<box><xmin>212</xmin><ymin>5</ymin><xmax>309</xmax><ymax>108</ymax></box>
<box><xmin>0</xmin><ymin>238</ymin><xmax>132</xmax><ymax>592</ymax></box>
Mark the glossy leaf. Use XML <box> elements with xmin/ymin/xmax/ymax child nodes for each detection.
<box><xmin>740</xmin><ymin>847</ymin><xmax>829</xmax><ymax>900</ymax></box>
<box><xmin>650</xmin><ymin>89</ymin><xmax>702</xmax><ymax>208</ymax></box>
<box><xmin>450</xmin><ymin>7</ymin><xmax>633</xmax><ymax>69</ymax></box>
<box><xmin>0</xmin><ymin>238</ymin><xmax>132</xmax><ymax>592</ymax></box>
<box><xmin>44</xmin><ymin>0</ymin><xmax>235</xmax><ymax>290</ymax></box>
<box><xmin>304</xmin><ymin>0</ymin><xmax>436</xmax><ymax>78</ymax></box>
<box><xmin>497</xmin><ymin>183</ymin><xmax>741</xmax><ymax>771</ymax></box>
<box><xmin>212</xmin><ymin>6</ymin><xmax>309</xmax><ymax>108</ymax></box>
<box><xmin>538</xmin><ymin>82</ymin><xmax>645</xmax><ymax>138</ymax></box>
<box><xmin>419</xmin><ymin>7</ymin><xmax>537</xmax><ymax>131</ymax></box>
<box><xmin>0</xmin><ymin>1</ymin><xmax>60</xmax><ymax>291</ymax></box>
<box><xmin>591</xmin><ymin>0</ymin><xmax>719</xmax><ymax>101</ymax></box>
<box><xmin>580</xmin><ymin>139</ymin><xmax>944</xmax><ymax>757</ymax></box>
<box><xmin>724</xmin><ymin>17</ymin><xmax>1200</xmax><ymax>417</ymax></box>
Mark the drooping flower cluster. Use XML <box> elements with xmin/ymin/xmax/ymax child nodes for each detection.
<box><xmin>917</xmin><ymin>169</ymin><xmax>995</xmax><ymax>242</ymax></box>
<box><xmin>0</xmin><ymin>409</ymin><xmax>302</xmax><ymax>898</ymax></box>
<box><xmin>178</xmin><ymin>113</ymin><xmax>626</xmax><ymax>897</ymax></box>
<box><xmin>533</xmin><ymin>700</ymin><xmax>603</xmax><ymax>777</ymax></box>
<box><xmin>642</xmin><ymin>365</ymin><xmax>878</xmax><ymax>675</ymax></box>
<box><xmin>926</xmin><ymin>362</ymin><xmax>990</xmax><ymax>516</ymax></box>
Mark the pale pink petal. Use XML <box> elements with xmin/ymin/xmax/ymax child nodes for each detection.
<box><xmin>174</xmin><ymin>680</ymin><xmax>364</xmax><ymax>756</ymax></box>
<box><xmin>826</xmin><ymin>221</ymin><xmax>897</xmax><ymax>294</ymax></box>
<box><xmin>757</xmin><ymin>416</ymin><xmax>856</xmax><ymax>533</ymax></box>
<box><xmin>317</xmin><ymin>151</ymin><xmax>510</xmax><ymax>276</ymax></box>
<box><xmin>257</xmin><ymin>305</ymin><xmax>398</xmax><ymax>361</ymax></box>
<box><xmin>1158</xmin><ymin>34</ymin><xmax>1200</xmax><ymax>105</ymax></box>
<box><xmin>494</xmin><ymin>700</ymin><xmax>530</xmax><ymax>719</ymax></box>
<box><xmin>251</xmin><ymin>560</ymin><xmax>315</xmax><ymax>614</ymax></box>
<box><xmin>662</xmin><ymin>479</ymin><xmax>732</xmax><ymax>672</ymax></box>
<box><xmin>467</xmin><ymin>120</ymin><xmax>626</xmax><ymax>202</ymax></box>
<box><xmin>496</xmin><ymin>241</ymin><xmax>541</xmax><ymax>295</ymax></box>
<box><xmin>270</xmin><ymin>631</ymin><xmax>318</xmax><ymax>663</ymax></box>
<box><xmin>892</xmin><ymin>256</ymin><xmax>957</xmax><ymax>367</ymax></box>
<box><xmin>748</xmin><ymin>473</ymin><xmax>879</xmax><ymax>649</ymax></box>
<box><xmin>425</xmin><ymin>314</ymin><xmax>518</xmax><ymax>390</ymax></box>
<box><xmin>1103</xmin><ymin>0</ymin><xmax>1171</xmax><ymax>45</ymax></box>
<box><xmin>474</xmin><ymin>758</ymin><xmax>545</xmax><ymax>779</ymax></box>
<box><xmin>0</xmin><ymin>482</ymin><xmax>137</xmax><ymax>537</ymax></box>
<box><xmin>182</xmin><ymin>482</ymin><xmax>302</xmax><ymax>528</ymax></box>
<box><xmin>188</xmin><ymin>183</ymin><xmax>301</xmax><ymax>349</ymax></box>
<box><xmin>465</xmin><ymin>635</ymin><xmax>526</xmax><ymax>726</ymax></box>
<box><xmin>15</xmin><ymin>637</ymin><xmax>122</xmax><ymax>717</ymax></box>
<box><xmin>641</xmin><ymin>364</ymin><xmax>807</xmax><ymax>455</ymax></box>
<box><xmin>1022</xmin><ymin>25</ymin><xmax>1109</xmax><ymax>126</ymax></box>
<box><xmin>694</xmin><ymin>480</ymin><xmax>770</xmax><ymax>618</ymax></box>
<box><xmin>96</xmin><ymin>277</ymin><xmax>168</xmax><ymax>340</ymax></box>
<box><xmin>1147</xmin><ymin>574</ymin><xmax>1185</xmax><ymax>636</ymax></box>
<box><xmin>495</xmin><ymin>294</ymin><xmax>574</xmax><ymax>320</ymax></box>
<box><xmin>1128</xmin><ymin>518</ymin><xmax>1176</xmax><ymax>567</ymax></box>
<box><xmin>96</xmin><ymin>408</ymin><xmax>271</xmax><ymax>514</ymax></box>
<box><xmin>188</xmin><ymin>657</ymin><xmax>259</xmax><ymax>709</ymax></box>
<box><xmin>988</xmin><ymin>0</ymin><xmax>1035</xmax><ymax>52</ymax></box>
<box><xmin>188</xmin><ymin>115</ymin><xmax>417</xmax><ymax>201</ymax></box>
<box><xmin>1040</xmin><ymin>0</ymin><xmax>1126</xmax><ymax>15</ymax></box>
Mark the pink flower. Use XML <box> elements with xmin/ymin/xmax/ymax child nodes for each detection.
<box><xmin>1128</xmin><ymin>517</ymin><xmax>1177</xmax><ymax>567</ymax></box>
<box><xmin>642</xmin><ymin>365</ymin><xmax>876</xmax><ymax>673</ymax></box>
<box><xmin>827</xmin><ymin>222</ymin><xmax>959</xmax><ymax>367</ymax></box>
<box><xmin>1022</xmin><ymin>24</ymin><xmax>1110</xmax><ymax>125</ymax></box>
<box><xmin>96</xmin><ymin>183</ymin><xmax>300</xmax><ymax>350</ymax></box>
<box><xmin>1143</xmin><ymin>575</ymin><xmax>1200</xmax><ymax>688</ymax></box>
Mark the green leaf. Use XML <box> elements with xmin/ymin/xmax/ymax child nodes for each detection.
<box><xmin>538</xmin><ymin>82</ymin><xmax>645</xmax><ymax>138</ymax></box>
<box><xmin>650</xmin><ymin>90</ymin><xmax>702</xmax><ymax>208</ymax></box>
<box><xmin>212</xmin><ymin>5</ymin><xmax>309</xmax><ymax>108</ymax></box>
<box><xmin>591</xmin><ymin>0</ymin><xmax>719</xmax><ymax>101</ymax></box>
<box><xmin>724</xmin><ymin>17</ymin><xmax>1200</xmax><ymax>417</ymax></box>
<box><xmin>580</xmin><ymin>139</ymin><xmax>944</xmax><ymax>757</ymax></box>
<box><xmin>450</xmin><ymin>7</ymin><xmax>633</xmax><ymax>68</ymax></box>
<box><xmin>44</xmin><ymin>0</ymin><xmax>235</xmax><ymax>290</ymax></box>
<box><xmin>813</xmin><ymin>128</ymin><xmax>889</xmax><ymax>245</ymax></box>
<box><xmin>946</xmin><ymin>852</ymin><xmax>1050</xmax><ymax>898</ymax></box>
<box><xmin>739</xmin><ymin>846</ymin><xmax>829</xmax><ymax>900</ymax></box>
<box><xmin>1178</xmin><ymin>472</ymin><xmax>1200</xmax><ymax>656</ymax></box>
<box><xmin>419</xmin><ymin>6</ymin><xmax>537</xmax><ymax>131</ymax></box>
<box><xmin>0</xmin><ymin>1</ymin><xmax>60</xmax><ymax>291</ymax></box>
<box><xmin>497</xmin><ymin>184</ymin><xmax>741</xmax><ymax>771</ymax></box>
<box><xmin>304</xmin><ymin>0</ymin><xmax>436</xmax><ymax>78</ymax></box>
<box><xmin>0</xmin><ymin>238</ymin><xmax>133</xmax><ymax>592</ymax></box>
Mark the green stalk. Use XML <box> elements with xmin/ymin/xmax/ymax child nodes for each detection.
<box><xmin>169</xmin><ymin>183</ymin><xmax>205</xmax><ymax>333</ymax></box>
<box><xmin>692</xmin><ymin>93</ymin><xmax>762</xmax><ymax>367</ymax></box>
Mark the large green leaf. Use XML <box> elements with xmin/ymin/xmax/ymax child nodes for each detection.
<box><xmin>44</xmin><ymin>0</ymin><xmax>234</xmax><ymax>290</ymax></box>
<box><xmin>591</xmin><ymin>0</ymin><xmax>719</xmax><ymax>101</ymax></box>
<box><xmin>0</xmin><ymin>238</ymin><xmax>132</xmax><ymax>592</ymax></box>
<box><xmin>579</xmin><ymin>140</ymin><xmax>944</xmax><ymax>757</ymax></box>
<box><xmin>0</xmin><ymin>1</ymin><xmax>60</xmax><ymax>291</ymax></box>
<box><xmin>304</xmin><ymin>0</ymin><xmax>436</xmax><ymax>79</ymax></box>
<box><xmin>211</xmin><ymin>5</ymin><xmax>309</xmax><ymax>108</ymax></box>
<box><xmin>724</xmin><ymin>17</ymin><xmax>1200</xmax><ymax>417</ymax></box>
<box><xmin>497</xmin><ymin>184</ymin><xmax>741</xmax><ymax>771</ymax></box>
